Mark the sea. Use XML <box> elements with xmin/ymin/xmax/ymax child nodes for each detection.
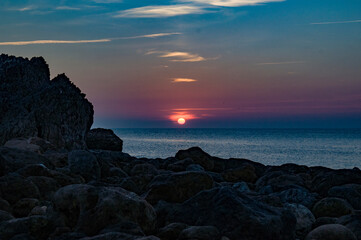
<box><xmin>112</xmin><ymin>128</ymin><xmax>361</xmax><ymax>169</ymax></box>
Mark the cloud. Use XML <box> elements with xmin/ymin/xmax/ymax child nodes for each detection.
<box><xmin>9</xmin><ymin>6</ymin><xmax>35</xmax><ymax>12</ymax></box>
<box><xmin>55</xmin><ymin>6</ymin><xmax>81</xmax><ymax>10</ymax></box>
<box><xmin>311</xmin><ymin>19</ymin><xmax>361</xmax><ymax>25</ymax></box>
<box><xmin>147</xmin><ymin>51</ymin><xmax>208</xmax><ymax>62</ymax></box>
<box><xmin>172</xmin><ymin>108</ymin><xmax>232</xmax><ymax>110</ymax></box>
<box><xmin>256</xmin><ymin>61</ymin><xmax>304</xmax><ymax>66</ymax></box>
<box><xmin>172</xmin><ymin>78</ymin><xmax>198</xmax><ymax>83</ymax></box>
<box><xmin>92</xmin><ymin>0</ymin><xmax>123</xmax><ymax>3</ymax></box>
<box><xmin>120</xmin><ymin>32</ymin><xmax>181</xmax><ymax>39</ymax></box>
<box><xmin>114</xmin><ymin>5</ymin><xmax>207</xmax><ymax>18</ymax></box>
<box><xmin>0</xmin><ymin>33</ymin><xmax>181</xmax><ymax>46</ymax></box>
<box><xmin>0</xmin><ymin>39</ymin><xmax>111</xmax><ymax>46</ymax></box>
<box><xmin>180</xmin><ymin>0</ymin><xmax>285</xmax><ymax>7</ymax></box>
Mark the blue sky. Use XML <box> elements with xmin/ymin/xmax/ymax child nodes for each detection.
<box><xmin>1</xmin><ymin>0</ymin><xmax>361</xmax><ymax>128</ymax></box>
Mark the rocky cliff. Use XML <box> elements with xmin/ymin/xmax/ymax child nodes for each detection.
<box><xmin>0</xmin><ymin>54</ymin><xmax>93</xmax><ymax>149</ymax></box>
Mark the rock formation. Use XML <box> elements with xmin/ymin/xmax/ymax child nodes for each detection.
<box><xmin>86</xmin><ymin>128</ymin><xmax>123</xmax><ymax>151</ymax></box>
<box><xmin>0</xmin><ymin>54</ymin><xmax>93</xmax><ymax>149</ymax></box>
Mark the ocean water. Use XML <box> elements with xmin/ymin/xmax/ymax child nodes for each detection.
<box><xmin>112</xmin><ymin>128</ymin><xmax>361</xmax><ymax>169</ymax></box>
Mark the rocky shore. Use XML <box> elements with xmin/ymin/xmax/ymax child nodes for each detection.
<box><xmin>0</xmin><ymin>55</ymin><xmax>360</xmax><ymax>240</ymax></box>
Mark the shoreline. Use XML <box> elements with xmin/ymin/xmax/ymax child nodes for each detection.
<box><xmin>0</xmin><ymin>142</ymin><xmax>361</xmax><ymax>240</ymax></box>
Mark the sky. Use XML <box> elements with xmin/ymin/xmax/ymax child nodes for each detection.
<box><xmin>1</xmin><ymin>0</ymin><xmax>361</xmax><ymax>128</ymax></box>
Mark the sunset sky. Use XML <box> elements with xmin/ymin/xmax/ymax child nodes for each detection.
<box><xmin>1</xmin><ymin>0</ymin><xmax>360</xmax><ymax>128</ymax></box>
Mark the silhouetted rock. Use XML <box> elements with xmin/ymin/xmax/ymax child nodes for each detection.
<box><xmin>285</xmin><ymin>203</ymin><xmax>315</xmax><ymax>239</ymax></box>
<box><xmin>178</xmin><ymin>225</ymin><xmax>220</xmax><ymax>240</ymax></box>
<box><xmin>53</xmin><ymin>184</ymin><xmax>156</xmax><ymax>236</ymax></box>
<box><xmin>328</xmin><ymin>184</ymin><xmax>361</xmax><ymax>210</ymax></box>
<box><xmin>156</xmin><ymin>222</ymin><xmax>188</xmax><ymax>240</ymax></box>
<box><xmin>337</xmin><ymin>214</ymin><xmax>361</xmax><ymax>240</ymax></box>
<box><xmin>175</xmin><ymin>147</ymin><xmax>214</xmax><ymax>171</ymax></box>
<box><xmin>305</xmin><ymin>224</ymin><xmax>357</xmax><ymax>240</ymax></box>
<box><xmin>68</xmin><ymin>150</ymin><xmax>100</xmax><ymax>182</ymax></box>
<box><xmin>312</xmin><ymin>197</ymin><xmax>354</xmax><ymax>218</ymax></box>
<box><xmin>86</xmin><ymin>128</ymin><xmax>123</xmax><ymax>151</ymax></box>
<box><xmin>145</xmin><ymin>171</ymin><xmax>214</xmax><ymax>204</ymax></box>
<box><xmin>0</xmin><ymin>54</ymin><xmax>93</xmax><ymax>149</ymax></box>
<box><xmin>157</xmin><ymin>186</ymin><xmax>296</xmax><ymax>240</ymax></box>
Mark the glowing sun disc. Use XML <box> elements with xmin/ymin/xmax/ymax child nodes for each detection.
<box><xmin>177</xmin><ymin>118</ymin><xmax>186</xmax><ymax>125</ymax></box>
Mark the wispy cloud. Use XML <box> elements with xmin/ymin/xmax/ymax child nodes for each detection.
<box><xmin>181</xmin><ymin>0</ymin><xmax>285</xmax><ymax>7</ymax></box>
<box><xmin>172</xmin><ymin>108</ymin><xmax>232</xmax><ymax>111</ymax></box>
<box><xmin>0</xmin><ymin>39</ymin><xmax>111</xmax><ymax>46</ymax></box>
<box><xmin>147</xmin><ymin>51</ymin><xmax>209</xmax><ymax>62</ymax></box>
<box><xmin>55</xmin><ymin>6</ymin><xmax>81</xmax><ymax>11</ymax></box>
<box><xmin>121</xmin><ymin>32</ymin><xmax>181</xmax><ymax>39</ymax></box>
<box><xmin>311</xmin><ymin>19</ymin><xmax>361</xmax><ymax>25</ymax></box>
<box><xmin>114</xmin><ymin>5</ymin><xmax>207</xmax><ymax>18</ymax></box>
<box><xmin>256</xmin><ymin>61</ymin><xmax>304</xmax><ymax>66</ymax></box>
<box><xmin>9</xmin><ymin>6</ymin><xmax>35</xmax><ymax>12</ymax></box>
<box><xmin>172</xmin><ymin>78</ymin><xmax>198</xmax><ymax>83</ymax></box>
<box><xmin>0</xmin><ymin>33</ymin><xmax>181</xmax><ymax>46</ymax></box>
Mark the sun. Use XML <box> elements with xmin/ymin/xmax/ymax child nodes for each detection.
<box><xmin>177</xmin><ymin>118</ymin><xmax>186</xmax><ymax>125</ymax></box>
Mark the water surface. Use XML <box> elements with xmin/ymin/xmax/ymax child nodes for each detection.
<box><xmin>113</xmin><ymin>128</ymin><xmax>361</xmax><ymax>169</ymax></box>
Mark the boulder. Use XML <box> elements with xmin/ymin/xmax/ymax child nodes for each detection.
<box><xmin>338</xmin><ymin>214</ymin><xmax>361</xmax><ymax>240</ymax></box>
<box><xmin>0</xmin><ymin>174</ymin><xmax>40</xmax><ymax>204</ymax></box>
<box><xmin>313</xmin><ymin>217</ymin><xmax>338</xmax><ymax>229</ymax></box>
<box><xmin>0</xmin><ymin>216</ymin><xmax>51</xmax><ymax>240</ymax></box>
<box><xmin>157</xmin><ymin>186</ymin><xmax>296</xmax><ymax>240</ymax></box>
<box><xmin>86</xmin><ymin>128</ymin><xmax>123</xmax><ymax>152</ymax></box>
<box><xmin>53</xmin><ymin>184</ymin><xmax>156</xmax><ymax>236</ymax></box>
<box><xmin>167</xmin><ymin>158</ymin><xmax>194</xmax><ymax>172</ymax></box>
<box><xmin>0</xmin><ymin>210</ymin><xmax>14</xmax><ymax>222</ymax></box>
<box><xmin>0</xmin><ymin>199</ymin><xmax>11</xmax><ymax>213</ymax></box>
<box><xmin>186</xmin><ymin>164</ymin><xmax>205</xmax><ymax>172</ymax></box>
<box><xmin>305</xmin><ymin>224</ymin><xmax>357</xmax><ymax>240</ymax></box>
<box><xmin>131</xmin><ymin>164</ymin><xmax>158</xmax><ymax>176</ymax></box>
<box><xmin>178</xmin><ymin>226</ymin><xmax>220</xmax><ymax>240</ymax></box>
<box><xmin>68</xmin><ymin>150</ymin><xmax>100</xmax><ymax>182</ymax></box>
<box><xmin>156</xmin><ymin>222</ymin><xmax>188</xmax><ymax>240</ymax></box>
<box><xmin>13</xmin><ymin>198</ymin><xmax>40</xmax><ymax>218</ymax></box>
<box><xmin>175</xmin><ymin>147</ymin><xmax>214</xmax><ymax>171</ymax></box>
<box><xmin>145</xmin><ymin>171</ymin><xmax>214</xmax><ymax>204</ymax></box>
<box><xmin>222</xmin><ymin>164</ymin><xmax>257</xmax><ymax>183</ymax></box>
<box><xmin>77</xmin><ymin>232</ymin><xmax>143</xmax><ymax>240</ymax></box>
<box><xmin>232</xmin><ymin>182</ymin><xmax>251</xmax><ymax>193</ymax></box>
<box><xmin>312</xmin><ymin>197</ymin><xmax>353</xmax><ymax>218</ymax></box>
<box><xmin>270</xmin><ymin>187</ymin><xmax>318</xmax><ymax>208</ymax></box>
<box><xmin>4</xmin><ymin>139</ymin><xmax>41</xmax><ymax>153</ymax></box>
<box><xmin>0</xmin><ymin>147</ymin><xmax>53</xmax><ymax>176</ymax></box>
<box><xmin>328</xmin><ymin>184</ymin><xmax>361</xmax><ymax>210</ymax></box>
<box><xmin>311</xmin><ymin>168</ymin><xmax>361</xmax><ymax>196</ymax></box>
<box><xmin>256</xmin><ymin>171</ymin><xmax>306</xmax><ymax>192</ymax></box>
<box><xmin>0</xmin><ymin>54</ymin><xmax>93</xmax><ymax>149</ymax></box>
<box><xmin>285</xmin><ymin>203</ymin><xmax>315</xmax><ymax>239</ymax></box>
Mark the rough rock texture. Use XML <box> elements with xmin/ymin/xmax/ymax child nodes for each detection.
<box><xmin>0</xmin><ymin>54</ymin><xmax>93</xmax><ymax>149</ymax></box>
<box><xmin>305</xmin><ymin>224</ymin><xmax>357</xmax><ymax>240</ymax></box>
<box><xmin>53</xmin><ymin>184</ymin><xmax>157</xmax><ymax>236</ymax></box>
<box><xmin>145</xmin><ymin>171</ymin><xmax>214</xmax><ymax>204</ymax></box>
<box><xmin>86</xmin><ymin>128</ymin><xmax>123</xmax><ymax>151</ymax></box>
<box><xmin>312</xmin><ymin>197</ymin><xmax>354</xmax><ymax>218</ymax></box>
<box><xmin>157</xmin><ymin>186</ymin><xmax>296</xmax><ymax>240</ymax></box>
<box><xmin>68</xmin><ymin>150</ymin><xmax>100</xmax><ymax>182</ymax></box>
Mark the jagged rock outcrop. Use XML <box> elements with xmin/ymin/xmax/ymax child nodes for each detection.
<box><xmin>0</xmin><ymin>54</ymin><xmax>93</xmax><ymax>149</ymax></box>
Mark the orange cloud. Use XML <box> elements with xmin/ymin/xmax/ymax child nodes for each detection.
<box><xmin>172</xmin><ymin>78</ymin><xmax>197</xmax><ymax>83</ymax></box>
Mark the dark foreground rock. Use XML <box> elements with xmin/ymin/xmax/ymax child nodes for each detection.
<box><xmin>0</xmin><ymin>54</ymin><xmax>93</xmax><ymax>149</ymax></box>
<box><xmin>86</xmin><ymin>128</ymin><xmax>123</xmax><ymax>151</ymax></box>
